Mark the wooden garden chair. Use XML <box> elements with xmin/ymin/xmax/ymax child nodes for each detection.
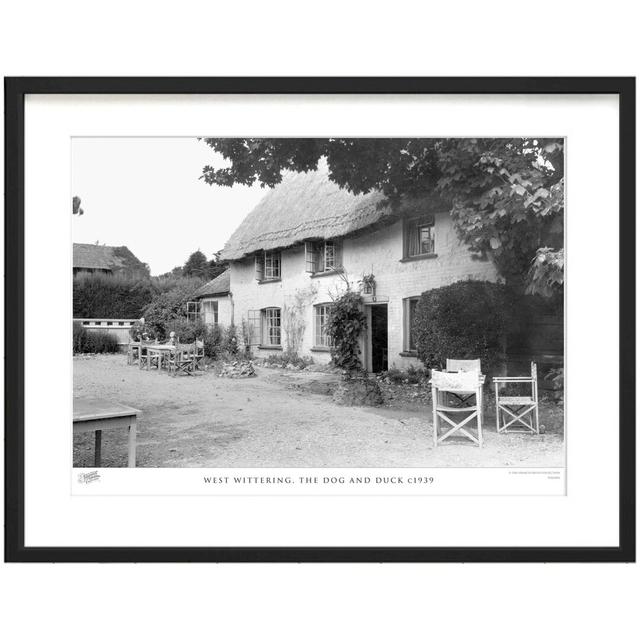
<box><xmin>493</xmin><ymin>362</ymin><xmax>540</xmax><ymax>434</ymax></box>
<box><xmin>127</xmin><ymin>340</ymin><xmax>142</xmax><ymax>365</ymax></box>
<box><xmin>192</xmin><ymin>338</ymin><xmax>205</xmax><ymax>371</ymax></box>
<box><xmin>168</xmin><ymin>344</ymin><xmax>196</xmax><ymax>377</ymax></box>
<box><xmin>140</xmin><ymin>341</ymin><xmax>162</xmax><ymax>371</ymax></box>
<box><xmin>430</xmin><ymin>370</ymin><xmax>484</xmax><ymax>447</ymax></box>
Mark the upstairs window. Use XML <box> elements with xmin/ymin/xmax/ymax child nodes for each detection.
<box><xmin>404</xmin><ymin>214</ymin><xmax>436</xmax><ymax>259</ymax></box>
<box><xmin>255</xmin><ymin>250</ymin><xmax>281</xmax><ymax>281</ymax></box>
<box><xmin>261</xmin><ymin>307</ymin><xmax>281</xmax><ymax>346</ymax></box>
<box><xmin>305</xmin><ymin>240</ymin><xmax>342</xmax><ymax>274</ymax></box>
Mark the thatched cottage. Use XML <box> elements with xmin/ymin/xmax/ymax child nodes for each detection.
<box><xmin>218</xmin><ymin>163</ymin><xmax>497</xmax><ymax>372</ymax></box>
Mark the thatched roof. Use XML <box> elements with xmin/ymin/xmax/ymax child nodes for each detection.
<box><xmin>220</xmin><ymin>163</ymin><xmax>396</xmax><ymax>260</ymax></box>
<box><xmin>73</xmin><ymin>243</ymin><xmax>146</xmax><ymax>274</ymax></box>
<box><xmin>193</xmin><ymin>269</ymin><xmax>231</xmax><ymax>298</ymax></box>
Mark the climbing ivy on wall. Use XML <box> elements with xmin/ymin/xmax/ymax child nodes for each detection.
<box><xmin>327</xmin><ymin>290</ymin><xmax>367</xmax><ymax>372</ymax></box>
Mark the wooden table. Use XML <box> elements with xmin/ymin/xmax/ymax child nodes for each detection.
<box><xmin>140</xmin><ymin>342</ymin><xmax>195</xmax><ymax>372</ymax></box>
<box><xmin>73</xmin><ymin>398</ymin><xmax>140</xmax><ymax>467</ymax></box>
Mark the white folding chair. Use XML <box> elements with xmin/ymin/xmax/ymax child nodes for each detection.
<box><xmin>430</xmin><ymin>370</ymin><xmax>483</xmax><ymax>447</ymax></box>
<box><xmin>493</xmin><ymin>362</ymin><xmax>539</xmax><ymax>434</ymax></box>
<box><xmin>446</xmin><ymin>358</ymin><xmax>482</xmax><ymax>374</ymax></box>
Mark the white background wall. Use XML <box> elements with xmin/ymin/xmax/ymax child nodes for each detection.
<box><xmin>1</xmin><ymin>3</ymin><xmax>637</xmax><ymax>640</ymax></box>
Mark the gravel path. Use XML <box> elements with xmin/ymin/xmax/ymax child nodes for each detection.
<box><xmin>73</xmin><ymin>355</ymin><xmax>565</xmax><ymax>468</ymax></box>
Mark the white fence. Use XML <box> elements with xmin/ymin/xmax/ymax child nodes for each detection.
<box><xmin>74</xmin><ymin>318</ymin><xmax>137</xmax><ymax>351</ymax></box>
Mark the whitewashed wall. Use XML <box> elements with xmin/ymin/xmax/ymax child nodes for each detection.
<box><xmin>230</xmin><ymin>212</ymin><xmax>497</xmax><ymax>370</ymax></box>
<box><xmin>200</xmin><ymin>295</ymin><xmax>233</xmax><ymax>327</ymax></box>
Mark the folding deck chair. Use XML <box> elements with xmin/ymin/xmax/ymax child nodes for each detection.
<box><xmin>493</xmin><ymin>362</ymin><xmax>540</xmax><ymax>434</ymax></box>
<box><xmin>445</xmin><ymin>359</ymin><xmax>484</xmax><ymax>407</ymax></box>
<box><xmin>430</xmin><ymin>370</ymin><xmax>484</xmax><ymax>447</ymax></box>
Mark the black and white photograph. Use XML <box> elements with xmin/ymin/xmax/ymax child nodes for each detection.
<box><xmin>71</xmin><ymin>137</ymin><xmax>565</xmax><ymax>473</ymax></box>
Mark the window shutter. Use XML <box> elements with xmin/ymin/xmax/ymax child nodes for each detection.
<box><xmin>255</xmin><ymin>253</ymin><xmax>264</xmax><ymax>281</ymax></box>
<box><xmin>305</xmin><ymin>242</ymin><xmax>318</xmax><ymax>273</ymax></box>
<box><xmin>247</xmin><ymin>310</ymin><xmax>261</xmax><ymax>345</ymax></box>
<box><xmin>334</xmin><ymin>241</ymin><xmax>343</xmax><ymax>268</ymax></box>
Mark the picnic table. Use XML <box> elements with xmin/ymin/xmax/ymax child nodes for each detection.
<box><xmin>73</xmin><ymin>398</ymin><xmax>140</xmax><ymax>467</ymax></box>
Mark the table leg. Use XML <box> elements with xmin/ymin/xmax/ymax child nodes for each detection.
<box><xmin>128</xmin><ymin>419</ymin><xmax>137</xmax><ymax>468</ymax></box>
<box><xmin>94</xmin><ymin>429</ymin><xmax>102</xmax><ymax>467</ymax></box>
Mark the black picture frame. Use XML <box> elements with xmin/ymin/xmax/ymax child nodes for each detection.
<box><xmin>4</xmin><ymin>76</ymin><xmax>635</xmax><ymax>563</ymax></box>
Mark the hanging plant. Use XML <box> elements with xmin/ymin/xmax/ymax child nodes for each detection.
<box><xmin>359</xmin><ymin>273</ymin><xmax>376</xmax><ymax>296</ymax></box>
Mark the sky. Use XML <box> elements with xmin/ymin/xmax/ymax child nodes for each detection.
<box><xmin>71</xmin><ymin>137</ymin><xmax>269</xmax><ymax>275</ymax></box>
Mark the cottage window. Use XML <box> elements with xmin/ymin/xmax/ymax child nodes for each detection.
<box><xmin>403</xmin><ymin>297</ymin><xmax>420</xmax><ymax>352</ymax></box>
<box><xmin>186</xmin><ymin>301</ymin><xmax>201</xmax><ymax>323</ymax></box>
<box><xmin>314</xmin><ymin>303</ymin><xmax>333</xmax><ymax>348</ymax></box>
<box><xmin>255</xmin><ymin>251</ymin><xmax>281</xmax><ymax>281</ymax></box>
<box><xmin>261</xmin><ymin>307</ymin><xmax>281</xmax><ymax>347</ymax></box>
<box><xmin>201</xmin><ymin>300</ymin><xmax>219</xmax><ymax>326</ymax></box>
<box><xmin>404</xmin><ymin>215</ymin><xmax>436</xmax><ymax>258</ymax></box>
<box><xmin>305</xmin><ymin>240</ymin><xmax>342</xmax><ymax>274</ymax></box>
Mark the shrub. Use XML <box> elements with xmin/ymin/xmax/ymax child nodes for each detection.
<box><xmin>327</xmin><ymin>291</ymin><xmax>367</xmax><ymax>371</ymax></box>
<box><xmin>265</xmin><ymin>353</ymin><xmax>315</xmax><ymax>369</ymax></box>
<box><xmin>209</xmin><ymin>325</ymin><xmax>226</xmax><ymax>358</ymax></box>
<box><xmin>142</xmin><ymin>279</ymin><xmax>203</xmax><ymax>339</ymax></box>
<box><xmin>73</xmin><ymin>321</ymin><xmax>87</xmax><ymax>353</ymax></box>
<box><xmin>164</xmin><ymin>317</ymin><xmax>207</xmax><ymax>343</ymax></box>
<box><xmin>72</xmin><ymin>321</ymin><xmax>119</xmax><ymax>354</ymax></box>
<box><xmin>222</xmin><ymin>324</ymin><xmax>239</xmax><ymax>357</ymax></box>
<box><xmin>544</xmin><ymin>366</ymin><xmax>564</xmax><ymax>402</ymax></box>
<box><xmin>383</xmin><ymin>364</ymin><xmax>426</xmax><ymax>385</ymax></box>
<box><xmin>413</xmin><ymin>280</ymin><xmax>512</xmax><ymax>374</ymax></box>
<box><xmin>73</xmin><ymin>272</ymin><xmax>156</xmax><ymax>318</ymax></box>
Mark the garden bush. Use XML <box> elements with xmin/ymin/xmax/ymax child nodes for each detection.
<box><xmin>384</xmin><ymin>364</ymin><xmax>426</xmax><ymax>385</ymax></box>
<box><xmin>265</xmin><ymin>353</ymin><xmax>315</xmax><ymax>368</ymax></box>
<box><xmin>142</xmin><ymin>279</ymin><xmax>203</xmax><ymax>339</ymax></box>
<box><xmin>203</xmin><ymin>324</ymin><xmax>223</xmax><ymax>359</ymax></box>
<box><xmin>222</xmin><ymin>324</ymin><xmax>239</xmax><ymax>357</ymax></box>
<box><xmin>73</xmin><ymin>272</ymin><xmax>156</xmax><ymax>318</ymax></box>
<box><xmin>72</xmin><ymin>321</ymin><xmax>119</xmax><ymax>354</ymax></box>
<box><xmin>164</xmin><ymin>316</ymin><xmax>206</xmax><ymax>343</ymax></box>
<box><xmin>413</xmin><ymin>280</ymin><xmax>512</xmax><ymax>374</ymax></box>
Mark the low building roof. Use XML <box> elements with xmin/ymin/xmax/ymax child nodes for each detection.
<box><xmin>193</xmin><ymin>269</ymin><xmax>231</xmax><ymax>298</ymax></box>
<box><xmin>73</xmin><ymin>243</ymin><xmax>145</xmax><ymax>273</ymax></box>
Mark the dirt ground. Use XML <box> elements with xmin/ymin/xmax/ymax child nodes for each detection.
<box><xmin>73</xmin><ymin>355</ymin><xmax>565</xmax><ymax>468</ymax></box>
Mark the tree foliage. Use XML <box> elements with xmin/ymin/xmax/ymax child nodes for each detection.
<box><xmin>161</xmin><ymin>249</ymin><xmax>228</xmax><ymax>281</ymax></box>
<box><xmin>413</xmin><ymin>280</ymin><xmax>511</xmax><ymax>373</ymax></box>
<box><xmin>526</xmin><ymin>247</ymin><xmax>564</xmax><ymax>297</ymax></box>
<box><xmin>183</xmin><ymin>250</ymin><xmax>209</xmax><ymax>278</ymax></box>
<box><xmin>72</xmin><ymin>195</ymin><xmax>84</xmax><ymax>216</ymax></box>
<box><xmin>201</xmin><ymin>138</ymin><xmax>564</xmax><ymax>292</ymax></box>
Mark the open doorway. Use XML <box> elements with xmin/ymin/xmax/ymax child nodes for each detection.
<box><xmin>370</xmin><ymin>304</ymin><xmax>388</xmax><ymax>373</ymax></box>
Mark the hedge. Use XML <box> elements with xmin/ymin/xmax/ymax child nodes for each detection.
<box><xmin>73</xmin><ymin>272</ymin><xmax>156</xmax><ymax>319</ymax></box>
<box><xmin>413</xmin><ymin>280</ymin><xmax>512</xmax><ymax>374</ymax></box>
<box><xmin>72</xmin><ymin>321</ymin><xmax>119</xmax><ymax>354</ymax></box>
